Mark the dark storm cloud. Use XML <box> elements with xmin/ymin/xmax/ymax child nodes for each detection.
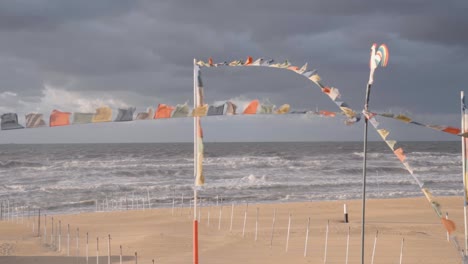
<box><xmin>0</xmin><ymin>0</ymin><xmax>467</xmax><ymax>143</ymax></box>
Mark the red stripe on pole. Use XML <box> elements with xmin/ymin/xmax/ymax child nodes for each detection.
<box><xmin>193</xmin><ymin>220</ymin><xmax>199</xmax><ymax>264</ymax></box>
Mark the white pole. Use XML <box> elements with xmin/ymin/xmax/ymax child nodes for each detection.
<box><xmin>147</xmin><ymin>189</ymin><xmax>151</xmax><ymax>209</ymax></box>
<box><xmin>461</xmin><ymin>91</ymin><xmax>468</xmax><ymax>253</ymax></box>
<box><xmin>76</xmin><ymin>228</ymin><xmax>80</xmax><ymax>257</ymax></box>
<box><xmin>285</xmin><ymin>213</ymin><xmax>291</xmax><ymax>252</ymax></box>
<box><xmin>255</xmin><ymin>208</ymin><xmax>259</xmax><ymax>242</ymax></box>
<box><xmin>180</xmin><ymin>194</ymin><xmax>184</xmax><ymax>216</ymax></box>
<box><xmin>304</xmin><ymin>217</ymin><xmax>310</xmax><ymax>257</ymax></box>
<box><xmin>218</xmin><ymin>206</ymin><xmax>222</xmax><ymax>230</ymax></box>
<box><xmin>346</xmin><ymin>226</ymin><xmax>350</xmax><ymax>264</ymax></box>
<box><xmin>108</xmin><ymin>234</ymin><xmax>111</xmax><ymax>264</ymax></box>
<box><xmin>270</xmin><ymin>208</ymin><xmax>277</xmax><ymax>248</ymax></box>
<box><xmin>371</xmin><ymin>230</ymin><xmax>378</xmax><ymax>264</ymax></box>
<box><xmin>67</xmin><ymin>224</ymin><xmax>70</xmax><ymax>256</ymax></box>
<box><xmin>446</xmin><ymin>213</ymin><xmax>450</xmax><ymax>242</ymax></box>
<box><xmin>207</xmin><ymin>206</ymin><xmax>211</xmax><ymax>227</ymax></box>
<box><xmin>86</xmin><ymin>232</ymin><xmax>89</xmax><ymax>264</ymax></box>
<box><xmin>198</xmin><ymin>198</ymin><xmax>201</xmax><ymax>223</ymax></box>
<box><xmin>229</xmin><ymin>203</ymin><xmax>234</xmax><ymax>232</ymax></box>
<box><xmin>120</xmin><ymin>245</ymin><xmax>123</xmax><ymax>264</ymax></box>
<box><xmin>97</xmin><ymin>237</ymin><xmax>99</xmax><ymax>264</ymax></box>
<box><xmin>44</xmin><ymin>214</ymin><xmax>47</xmax><ymax>244</ymax></box>
<box><xmin>193</xmin><ymin>58</ymin><xmax>199</xmax><ymax>264</ymax></box>
<box><xmin>399</xmin><ymin>238</ymin><xmax>404</xmax><ymax>264</ymax></box>
<box><xmin>242</xmin><ymin>204</ymin><xmax>248</xmax><ymax>238</ymax></box>
<box><xmin>58</xmin><ymin>221</ymin><xmax>61</xmax><ymax>252</ymax></box>
<box><xmin>172</xmin><ymin>196</ymin><xmax>175</xmax><ymax>216</ymax></box>
<box><xmin>324</xmin><ymin>220</ymin><xmax>329</xmax><ymax>264</ymax></box>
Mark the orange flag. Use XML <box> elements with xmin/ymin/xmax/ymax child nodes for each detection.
<box><xmin>442</xmin><ymin>127</ymin><xmax>461</xmax><ymax>135</ymax></box>
<box><xmin>394</xmin><ymin>147</ymin><xmax>406</xmax><ymax>162</ymax></box>
<box><xmin>319</xmin><ymin>110</ymin><xmax>336</xmax><ymax>117</ymax></box>
<box><xmin>50</xmin><ymin>110</ymin><xmax>71</xmax><ymax>127</ymax></box>
<box><xmin>441</xmin><ymin>218</ymin><xmax>456</xmax><ymax>235</ymax></box>
<box><xmin>243</xmin><ymin>100</ymin><xmax>259</xmax><ymax>114</ymax></box>
<box><xmin>154</xmin><ymin>104</ymin><xmax>175</xmax><ymax>119</ymax></box>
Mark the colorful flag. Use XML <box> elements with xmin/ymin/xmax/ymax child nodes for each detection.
<box><xmin>25</xmin><ymin>113</ymin><xmax>46</xmax><ymax>128</ymax></box>
<box><xmin>1</xmin><ymin>113</ymin><xmax>24</xmax><ymax>130</ymax></box>
<box><xmin>92</xmin><ymin>106</ymin><xmax>112</xmax><ymax>123</ymax></box>
<box><xmin>243</xmin><ymin>99</ymin><xmax>259</xmax><ymax>114</ymax></box>
<box><xmin>154</xmin><ymin>104</ymin><xmax>175</xmax><ymax>119</ymax></box>
<box><xmin>50</xmin><ymin>110</ymin><xmax>71</xmax><ymax>127</ymax></box>
<box><xmin>115</xmin><ymin>107</ymin><xmax>136</xmax><ymax>122</ymax></box>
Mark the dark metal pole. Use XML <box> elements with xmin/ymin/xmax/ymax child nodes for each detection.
<box><xmin>361</xmin><ymin>83</ymin><xmax>372</xmax><ymax>264</ymax></box>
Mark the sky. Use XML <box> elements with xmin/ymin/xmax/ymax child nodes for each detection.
<box><xmin>0</xmin><ymin>0</ymin><xmax>467</xmax><ymax>143</ymax></box>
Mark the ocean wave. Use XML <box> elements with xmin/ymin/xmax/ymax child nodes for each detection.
<box><xmin>0</xmin><ymin>160</ymin><xmax>44</xmax><ymax>169</ymax></box>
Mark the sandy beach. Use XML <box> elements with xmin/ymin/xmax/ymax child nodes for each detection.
<box><xmin>0</xmin><ymin>196</ymin><xmax>465</xmax><ymax>264</ymax></box>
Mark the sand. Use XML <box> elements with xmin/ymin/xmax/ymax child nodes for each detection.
<box><xmin>0</xmin><ymin>196</ymin><xmax>466</xmax><ymax>264</ymax></box>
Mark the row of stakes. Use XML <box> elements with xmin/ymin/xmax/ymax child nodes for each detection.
<box><xmin>3</xmin><ymin>195</ymin><xmax>455</xmax><ymax>263</ymax></box>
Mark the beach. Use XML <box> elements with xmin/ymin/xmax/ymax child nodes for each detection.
<box><xmin>0</xmin><ymin>196</ymin><xmax>464</xmax><ymax>264</ymax></box>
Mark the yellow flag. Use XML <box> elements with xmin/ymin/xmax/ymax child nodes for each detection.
<box><xmin>192</xmin><ymin>104</ymin><xmax>208</xmax><ymax>117</ymax></box>
<box><xmin>377</xmin><ymin>129</ymin><xmax>390</xmax><ymax>139</ymax></box>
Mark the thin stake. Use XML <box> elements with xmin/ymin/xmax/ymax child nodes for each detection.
<box><xmin>270</xmin><ymin>208</ymin><xmax>277</xmax><ymax>248</ymax></box>
<box><xmin>346</xmin><ymin>226</ymin><xmax>350</xmax><ymax>264</ymax></box>
<box><xmin>76</xmin><ymin>228</ymin><xmax>80</xmax><ymax>256</ymax></box>
<box><xmin>324</xmin><ymin>220</ymin><xmax>329</xmax><ymax>264</ymax></box>
<box><xmin>97</xmin><ymin>237</ymin><xmax>99</xmax><ymax>264</ymax></box>
<box><xmin>229</xmin><ymin>203</ymin><xmax>234</xmax><ymax>232</ymax></box>
<box><xmin>399</xmin><ymin>238</ymin><xmax>405</xmax><ymax>264</ymax></box>
<box><xmin>134</xmin><ymin>252</ymin><xmax>138</xmax><ymax>264</ymax></box>
<box><xmin>86</xmin><ymin>232</ymin><xmax>89</xmax><ymax>264</ymax></box>
<box><xmin>67</xmin><ymin>224</ymin><xmax>70</xmax><ymax>256</ymax></box>
<box><xmin>446</xmin><ymin>212</ymin><xmax>450</xmax><ymax>241</ymax></box>
<box><xmin>120</xmin><ymin>245</ymin><xmax>122</xmax><ymax>264</ymax></box>
<box><xmin>371</xmin><ymin>230</ymin><xmax>378</xmax><ymax>264</ymax></box>
<box><xmin>242</xmin><ymin>204</ymin><xmax>248</xmax><ymax>238</ymax></box>
<box><xmin>207</xmin><ymin>206</ymin><xmax>210</xmax><ymax>227</ymax></box>
<box><xmin>255</xmin><ymin>208</ymin><xmax>259</xmax><ymax>242</ymax></box>
<box><xmin>58</xmin><ymin>221</ymin><xmax>62</xmax><ymax>252</ymax></box>
<box><xmin>304</xmin><ymin>217</ymin><xmax>310</xmax><ymax>257</ymax></box>
<box><xmin>218</xmin><ymin>206</ymin><xmax>222</xmax><ymax>230</ymax></box>
<box><xmin>285</xmin><ymin>213</ymin><xmax>291</xmax><ymax>252</ymax></box>
<box><xmin>108</xmin><ymin>234</ymin><xmax>111</xmax><ymax>264</ymax></box>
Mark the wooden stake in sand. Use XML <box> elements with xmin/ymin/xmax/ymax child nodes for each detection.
<box><xmin>344</xmin><ymin>204</ymin><xmax>349</xmax><ymax>223</ymax></box>
<box><xmin>446</xmin><ymin>212</ymin><xmax>450</xmax><ymax>242</ymax></box>
<box><xmin>51</xmin><ymin>217</ymin><xmax>54</xmax><ymax>246</ymax></box>
<box><xmin>229</xmin><ymin>203</ymin><xmax>234</xmax><ymax>232</ymax></box>
<box><xmin>270</xmin><ymin>208</ymin><xmax>277</xmax><ymax>248</ymax></box>
<box><xmin>218</xmin><ymin>206</ymin><xmax>222</xmax><ymax>231</ymax></box>
<box><xmin>37</xmin><ymin>209</ymin><xmax>40</xmax><ymax>237</ymax></box>
<box><xmin>76</xmin><ymin>228</ymin><xmax>80</xmax><ymax>257</ymax></box>
<box><xmin>134</xmin><ymin>252</ymin><xmax>138</xmax><ymax>264</ymax></box>
<box><xmin>285</xmin><ymin>213</ymin><xmax>291</xmax><ymax>252</ymax></box>
<box><xmin>371</xmin><ymin>230</ymin><xmax>379</xmax><ymax>264</ymax></box>
<box><xmin>147</xmin><ymin>189</ymin><xmax>151</xmax><ymax>209</ymax></box>
<box><xmin>255</xmin><ymin>208</ymin><xmax>259</xmax><ymax>242</ymax></box>
<box><xmin>399</xmin><ymin>238</ymin><xmax>405</xmax><ymax>264</ymax></box>
<box><xmin>207</xmin><ymin>206</ymin><xmax>211</xmax><ymax>227</ymax></box>
<box><xmin>108</xmin><ymin>234</ymin><xmax>111</xmax><ymax>264</ymax></box>
<box><xmin>242</xmin><ymin>204</ymin><xmax>248</xmax><ymax>238</ymax></box>
<box><xmin>97</xmin><ymin>237</ymin><xmax>99</xmax><ymax>264</ymax></box>
<box><xmin>304</xmin><ymin>217</ymin><xmax>310</xmax><ymax>257</ymax></box>
<box><xmin>346</xmin><ymin>226</ymin><xmax>350</xmax><ymax>264</ymax></box>
<box><xmin>86</xmin><ymin>232</ymin><xmax>89</xmax><ymax>264</ymax></box>
<box><xmin>44</xmin><ymin>214</ymin><xmax>47</xmax><ymax>244</ymax></box>
<box><xmin>58</xmin><ymin>220</ymin><xmax>62</xmax><ymax>252</ymax></box>
<box><xmin>324</xmin><ymin>220</ymin><xmax>329</xmax><ymax>264</ymax></box>
<box><xmin>120</xmin><ymin>245</ymin><xmax>122</xmax><ymax>264</ymax></box>
<box><xmin>67</xmin><ymin>224</ymin><xmax>70</xmax><ymax>256</ymax></box>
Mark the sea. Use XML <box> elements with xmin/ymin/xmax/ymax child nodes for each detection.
<box><xmin>0</xmin><ymin>141</ymin><xmax>463</xmax><ymax>215</ymax></box>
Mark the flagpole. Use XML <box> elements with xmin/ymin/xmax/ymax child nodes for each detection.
<box><xmin>461</xmin><ymin>91</ymin><xmax>467</xmax><ymax>254</ymax></box>
<box><xmin>193</xmin><ymin>58</ymin><xmax>199</xmax><ymax>264</ymax></box>
<box><xmin>361</xmin><ymin>82</ymin><xmax>371</xmax><ymax>264</ymax></box>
